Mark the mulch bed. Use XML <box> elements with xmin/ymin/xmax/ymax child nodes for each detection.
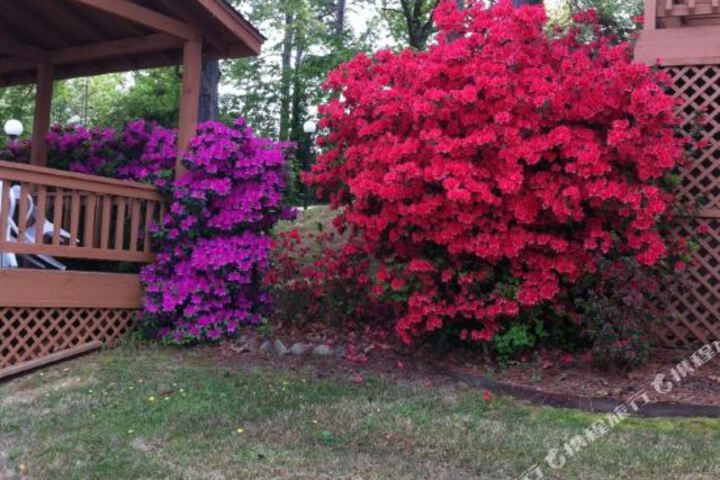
<box><xmin>208</xmin><ymin>331</ymin><xmax>720</xmax><ymax>416</ymax></box>
<box><xmin>446</xmin><ymin>347</ymin><xmax>720</xmax><ymax>409</ymax></box>
<box><xmin>448</xmin><ymin>368</ymin><xmax>720</xmax><ymax>418</ymax></box>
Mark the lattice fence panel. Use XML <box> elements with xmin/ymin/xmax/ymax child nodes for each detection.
<box><xmin>0</xmin><ymin>308</ymin><xmax>136</xmax><ymax>369</ymax></box>
<box><xmin>658</xmin><ymin>65</ymin><xmax>720</xmax><ymax>347</ymax></box>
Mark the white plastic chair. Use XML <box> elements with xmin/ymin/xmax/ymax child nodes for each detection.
<box><xmin>12</xmin><ymin>186</ymin><xmax>72</xmax><ymax>245</ymax></box>
<box><xmin>0</xmin><ymin>180</ymin><xmax>18</xmax><ymax>268</ymax></box>
<box><xmin>1</xmin><ymin>182</ymin><xmax>68</xmax><ymax>270</ymax></box>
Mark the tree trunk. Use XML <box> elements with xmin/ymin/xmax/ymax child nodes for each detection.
<box><xmin>289</xmin><ymin>45</ymin><xmax>305</xmax><ymax>203</ymax></box>
<box><xmin>290</xmin><ymin>46</ymin><xmax>305</xmax><ymax>142</ymax></box>
<box><xmin>279</xmin><ymin>10</ymin><xmax>294</xmax><ymax>141</ymax></box>
<box><xmin>198</xmin><ymin>59</ymin><xmax>220</xmax><ymax>122</ymax></box>
<box><xmin>399</xmin><ymin>0</ymin><xmax>440</xmax><ymax>50</ymax></box>
<box><xmin>335</xmin><ymin>0</ymin><xmax>347</xmax><ymax>39</ymax></box>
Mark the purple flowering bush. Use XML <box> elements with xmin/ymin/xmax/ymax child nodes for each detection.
<box><xmin>2</xmin><ymin>118</ymin><xmax>292</xmax><ymax>344</ymax></box>
<box><xmin>1</xmin><ymin>120</ymin><xmax>176</xmax><ymax>186</ymax></box>
<box><xmin>140</xmin><ymin>120</ymin><xmax>293</xmax><ymax>343</ymax></box>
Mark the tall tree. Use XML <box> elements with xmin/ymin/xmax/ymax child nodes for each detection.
<box><xmin>279</xmin><ymin>8</ymin><xmax>296</xmax><ymax>141</ymax></box>
<box><xmin>117</xmin><ymin>68</ymin><xmax>182</xmax><ymax>127</ymax></box>
<box><xmin>222</xmin><ymin>0</ymin><xmax>375</xmax><ymax>202</ymax></box>
<box><xmin>335</xmin><ymin>0</ymin><xmax>347</xmax><ymax>38</ymax></box>
<box><xmin>198</xmin><ymin>60</ymin><xmax>221</xmax><ymax>122</ymax></box>
<box><xmin>381</xmin><ymin>0</ymin><xmax>439</xmax><ymax>49</ymax></box>
<box><xmin>561</xmin><ymin>0</ymin><xmax>642</xmax><ymax>41</ymax></box>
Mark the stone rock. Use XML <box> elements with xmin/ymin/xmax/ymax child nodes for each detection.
<box><xmin>290</xmin><ymin>343</ymin><xmax>310</xmax><ymax>355</ymax></box>
<box><xmin>274</xmin><ymin>340</ymin><xmax>288</xmax><ymax>355</ymax></box>
<box><xmin>259</xmin><ymin>340</ymin><xmax>273</xmax><ymax>354</ymax></box>
<box><xmin>230</xmin><ymin>336</ymin><xmax>254</xmax><ymax>354</ymax></box>
<box><xmin>313</xmin><ymin>344</ymin><xmax>332</xmax><ymax>356</ymax></box>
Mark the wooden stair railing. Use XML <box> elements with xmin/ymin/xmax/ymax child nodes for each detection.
<box><xmin>0</xmin><ymin>160</ymin><xmax>167</xmax><ymax>263</ymax></box>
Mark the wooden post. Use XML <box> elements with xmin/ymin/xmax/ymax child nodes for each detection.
<box><xmin>176</xmin><ymin>39</ymin><xmax>202</xmax><ymax>178</ymax></box>
<box><xmin>30</xmin><ymin>63</ymin><xmax>54</xmax><ymax>167</ymax></box>
<box><xmin>645</xmin><ymin>0</ymin><xmax>657</xmax><ymax>30</ymax></box>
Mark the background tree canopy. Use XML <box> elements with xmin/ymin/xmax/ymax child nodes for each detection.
<box><xmin>0</xmin><ymin>0</ymin><xmax>642</xmax><ymax>204</ymax></box>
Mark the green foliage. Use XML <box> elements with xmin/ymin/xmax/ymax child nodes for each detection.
<box><xmin>222</xmin><ymin>59</ymin><xmax>280</xmax><ymax>138</ymax></box>
<box><xmin>222</xmin><ymin>0</ymin><xmax>376</xmax><ymax>204</ymax></box>
<box><xmin>380</xmin><ymin>0</ymin><xmax>439</xmax><ymax>49</ymax></box>
<box><xmin>115</xmin><ymin>68</ymin><xmax>182</xmax><ymax>127</ymax></box>
<box><xmin>0</xmin><ymin>85</ymin><xmax>34</xmax><ymax>130</ymax></box>
<box><xmin>0</xmin><ymin>70</ymin><xmax>180</xmax><ymax>136</ymax></box>
<box><xmin>52</xmin><ymin>75</ymin><xmax>127</xmax><ymax>127</ymax></box>
<box><xmin>492</xmin><ymin>313</ymin><xmax>547</xmax><ymax>364</ymax></box>
<box><xmin>550</xmin><ymin>0</ymin><xmax>643</xmax><ymax>41</ymax></box>
<box><xmin>571</xmin><ymin>258</ymin><xmax>681</xmax><ymax>370</ymax></box>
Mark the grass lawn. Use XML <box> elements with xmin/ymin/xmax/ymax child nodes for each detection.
<box><xmin>1</xmin><ymin>346</ymin><xmax>719</xmax><ymax>479</ymax></box>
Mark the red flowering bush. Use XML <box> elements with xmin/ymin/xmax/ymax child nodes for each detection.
<box><xmin>267</xmin><ymin>228</ymin><xmax>391</xmax><ymax>331</ymax></box>
<box><xmin>570</xmin><ymin>258</ymin><xmax>661</xmax><ymax>369</ymax></box>
<box><xmin>307</xmin><ymin>1</ymin><xmax>688</xmax><ymax>345</ymax></box>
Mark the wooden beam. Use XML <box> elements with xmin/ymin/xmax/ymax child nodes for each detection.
<box><xmin>0</xmin><ymin>270</ymin><xmax>143</xmax><ymax>308</ymax></box>
<box><xmin>0</xmin><ymin>39</ymin><xmax>47</xmax><ymax>62</ymax></box>
<box><xmin>155</xmin><ymin>0</ymin><xmax>227</xmax><ymax>53</ymax></box>
<box><xmin>0</xmin><ymin>159</ymin><xmax>163</xmax><ymax>200</ymax></box>
<box><xmin>0</xmin><ymin>6</ymin><xmax>70</xmax><ymax>48</ymax></box>
<box><xmin>635</xmin><ymin>25</ymin><xmax>720</xmax><ymax>66</ymax></box>
<box><xmin>50</xmin><ymin>34</ymin><xmax>183</xmax><ymax>64</ymax></box>
<box><xmin>30</xmin><ymin>63</ymin><xmax>54</xmax><ymax>167</ymax></box>
<box><xmin>0</xmin><ymin>57</ymin><xmax>37</xmax><ymax>76</ymax></box>
<box><xmin>644</xmin><ymin>0</ymin><xmax>657</xmax><ymax>30</ymax></box>
<box><xmin>176</xmin><ymin>39</ymin><xmax>202</xmax><ymax>178</ymax></box>
<box><xmin>0</xmin><ymin>342</ymin><xmax>102</xmax><ymax>381</ymax></box>
<box><xmin>196</xmin><ymin>0</ymin><xmax>263</xmax><ymax>55</ymax></box>
<box><xmin>70</xmin><ymin>0</ymin><xmax>199</xmax><ymax>40</ymax></box>
<box><xmin>0</xmin><ymin>34</ymin><xmax>180</xmax><ymax>81</ymax></box>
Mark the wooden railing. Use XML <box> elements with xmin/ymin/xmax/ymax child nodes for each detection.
<box><xmin>653</xmin><ymin>0</ymin><xmax>720</xmax><ymax>28</ymax></box>
<box><xmin>658</xmin><ymin>0</ymin><xmax>720</xmax><ymax>17</ymax></box>
<box><xmin>0</xmin><ymin>160</ymin><xmax>167</xmax><ymax>263</ymax></box>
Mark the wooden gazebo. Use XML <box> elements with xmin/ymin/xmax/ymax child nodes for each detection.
<box><xmin>0</xmin><ymin>0</ymin><xmax>263</xmax><ymax>377</ymax></box>
<box><xmin>0</xmin><ymin>0</ymin><xmax>263</xmax><ymax>173</ymax></box>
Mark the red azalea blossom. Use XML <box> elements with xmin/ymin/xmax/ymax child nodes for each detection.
<box><xmin>307</xmin><ymin>0</ymin><xmax>685</xmax><ymax>345</ymax></box>
<box><xmin>560</xmin><ymin>353</ymin><xmax>575</xmax><ymax>366</ymax></box>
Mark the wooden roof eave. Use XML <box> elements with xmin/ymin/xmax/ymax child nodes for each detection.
<box><xmin>0</xmin><ymin>0</ymin><xmax>264</xmax><ymax>86</ymax></box>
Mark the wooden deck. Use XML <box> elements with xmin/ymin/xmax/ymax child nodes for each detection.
<box><xmin>0</xmin><ymin>162</ymin><xmax>166</xmax><ymax>378</ymax></box>
<box><xmin>636</xmin><ymin>0</ymin><xmax>720</xmax><ymax>66</ymax></box>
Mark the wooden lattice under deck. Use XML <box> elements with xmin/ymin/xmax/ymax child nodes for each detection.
<box><xmin>0</xmin><ymin>308</ymin><xmax>136</xmax><ymax>370</ymax></box>
<box><xmin>0</xmin><ymin>162</ymin><xmax>163</xmax><ymax>378</ymax></box>
<box><xmin>655</xmin><ymin>65</ymin><xmax>720</xmax><ymax>347</ymax></box>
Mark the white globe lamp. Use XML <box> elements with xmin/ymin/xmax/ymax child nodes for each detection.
<box><xmin>303</xmin><ymin>120</ymin><xmax>317</xmax><ymax>134</ymax></box>
<box><xmin>4</xmin><ymin>119</ymin><xmax>23</xmax><ymax>139</ymax></box>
